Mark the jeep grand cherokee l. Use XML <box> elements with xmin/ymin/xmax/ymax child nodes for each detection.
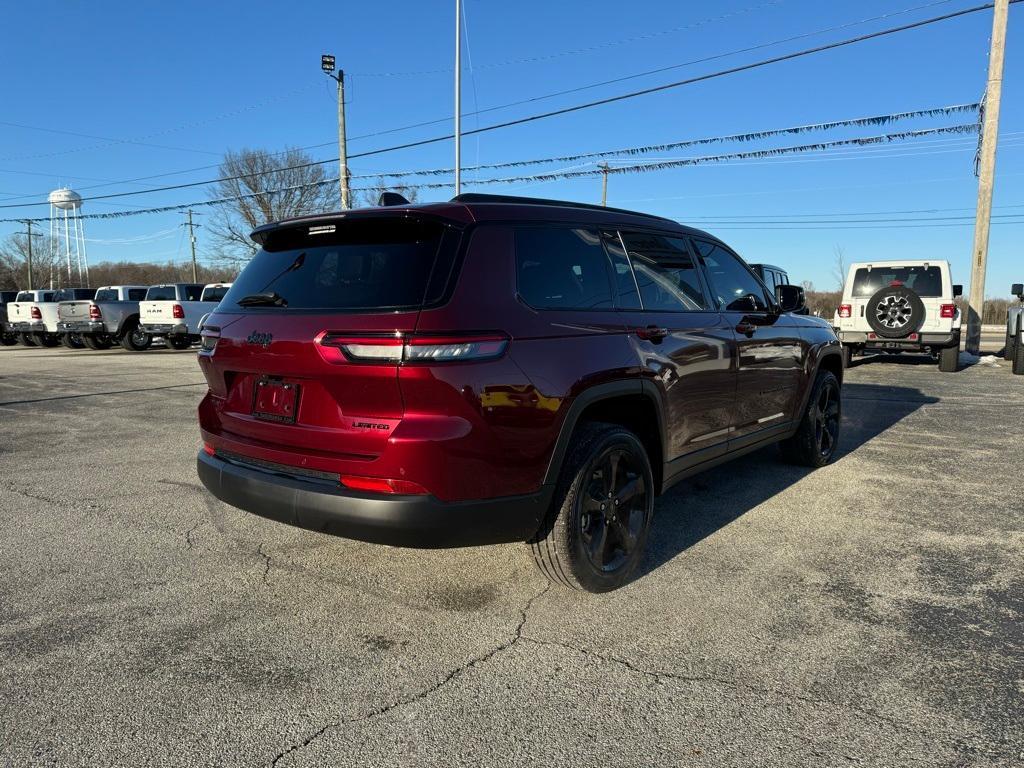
<box><xmin>196</xmin><ymin>194</ymin><xmax>843</xmax><ymax>592</ymax></box>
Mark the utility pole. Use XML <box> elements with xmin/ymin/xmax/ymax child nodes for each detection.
<box><xmin>599</xmin><ymin>163</ymin><xmax>609</xmax><ymax>206</ymax></box>
<box><xmin>965</xmin><ymin>0</ymin><xmax>1009</xmax><ymax>355</ymax></box>
<box><xmin>321</xmin><ymin>54</ymin><xmax>351</xmax><ymax>209</ymax></box>
<box><xmin>183</xmin><ymin>209</ymin><xmax>200</xmax><ymax>282</ymax></box>
<box><xmin>454</xmin><ymin>0</ymin><xmax>462</xmax><ymax>195</ymax></box>
<box><xmin>16</xmin><ymin>220</ymin><xmax>41</xmax><ymax>290</ymax></box>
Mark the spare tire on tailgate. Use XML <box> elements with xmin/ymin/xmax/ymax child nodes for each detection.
<box><xmin>865</xmin><ymin>285</ymin><xmax>925</xmax><ymax>339</ymax></box>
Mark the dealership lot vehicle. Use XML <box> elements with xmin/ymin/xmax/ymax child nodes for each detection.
<box><xmin>833</xmin><ymin>260</ymin><xmax>963</xmax><ymax>371</ymax></box>
<box><xmin>0</xmin><ymin>290</ymin><xmax>18</xmax><ymax>345</ymax></box>
<box><xmin>1005</xmin><ymin>281</ymin><xmax>1023</xmax><ymax>374</ymax></box>
<box><xmin>196</xmin><ymin>195</ymin><xmax>842</xmax><ymax>592</ymax></box>
<box><xmin>0</xmin><ymin>343</ymin><xmax>1020</xmax><ymax>766</ymax></box>
<box><xmin>138</xmin><ymin>282</ymin><xmax>230</xmax><ymax>350</ymax></box>
<box><xmin>7</xmin><ymin>287</ymin><xmax>95</xmax><ymax>347</ymax></box>
<box><xmin>57</xmin><ymin>284</ymin><xmax>150</xmax><ymax>351</ymax></box>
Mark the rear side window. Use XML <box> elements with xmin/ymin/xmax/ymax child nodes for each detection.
<box><xmin>852</xmin><ymin>266</ymin><xmax>942</xmax><ymax>297</ymax></box>
<box><xmin>516</xmin><ymin>227</ymin><xmax>613</xmax><ymax>310</ymax></box>
<box><xmin>221</xmin><ymin>218</ymin><xmax>454</xmax><ymax>311</ymax></box>
<box><xmin>621</xmin><ymin>232</ymin><xmax>709</xmax><ymax>311</ymax></box>
<box><xmin>146</xmin><ymin>286</ymin><xmax>177</xmax><ymax>301</ymax></box>
<box><xmin>94</xmin><ymin>289</ymin><xmax>118</xmax><ymax>302</ymax></box>
<box><xmin>128</xmin><ymin>289</ymin><xmax>147</xmax><ymax>301</ymax></box>
<box><xmin>201</xmin><ymin>286</ymin><xmax>230</xmax><ymax>302</ymax></box>
<box><xmin>694</xmin><ymin>240</ymin><xmax>769</xmax><ymax>312</ymax></box>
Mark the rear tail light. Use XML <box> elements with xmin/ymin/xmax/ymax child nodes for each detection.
<box><xmin>340</xmin><ymin>475</ymin><xmax>428</xmax><ymax>495</ymax></box>
<box><xmin>172</xmin><ymin>304</ymin><xmax>185</xmax><ymax>319</ymax></box>
<box><xmin>940</xmin><ymin>303</ymin><xmax>956</xmax><ymax>319</ymax></box>
<box><xmin>89</xmin><ymin>304</ymin><xmax>102</xmax><ymax>320</ymax></box>
<box><xmin>30</xmin><ymin>306</ymin><xmax>41</xmax><ymax>319</ymax></box>
<box><xmin>838</xmin><ymin>304</ymin><xmax>852</xmax><ymax>319</ymax></box>
<box><xmin>199</xmin><ymin>326</ymin><xmax>220</xmax><ymax>354</ymax></box>
<box><xmin>202</xmin><ymin>442</ymin><xmax>216</xmax><ymax>456</ymax></box>
<box><xmin>316</xmin><ymin>332</ymin><xmax>509</xmax><ymax>365</ymax></box>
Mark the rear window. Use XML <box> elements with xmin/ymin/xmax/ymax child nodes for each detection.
<box><xmin>94</xmin><ymin>289</ymin><xmax>118</xmax><ymax>302</ymax></box>
<box><xmin>15</xmin><ymin>292</ymin><xmax>34</xmax><ymax>302</ymax></box>
<box><xmin>221</xmin><ymin>218</ymin><xmax>455</xmax><ymax>311</ymax></box>
<box><xmin>183</xmin><ymin>284</ymin><xmax>204</xmax><ymax>301</ymax></box>
<box><xmin>146</xmin><ymin>285</ymin><xmax>178</xmax><ymax>301</ymax></box>
<box><xmin>852</xmin><ymin>266</ymin><xmax>943</xmax><ymax>298</ymax></box>
<box><xmin>201</xmin><ymin>285</ymin><xmax>230</xmax><ymax>302</ymax></box>
<box><xmin>128</xmin><ymin>289</ymin><xmax>147</xmax><ymax>301</ymax></box>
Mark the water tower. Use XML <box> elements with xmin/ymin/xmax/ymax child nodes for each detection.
<box><xmin>48</xmin><ymin>188</ymin><xmax>89</xmax><ymax>286</ymax></box>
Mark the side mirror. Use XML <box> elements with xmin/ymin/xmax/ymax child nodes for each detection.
<box><xmin>952</xmin><ymin>284</ymin><xmax>963</xmax><ymax>297</ymax></box>
<box><xmin>1012</xmin><ymin>283</ymin><xmax>1024</xmax><ymax>298</ymax></box>
<box><xmin>775</xmin><ymin>284</ymin><xmax>805</xmax><ymax>313</ymax></box>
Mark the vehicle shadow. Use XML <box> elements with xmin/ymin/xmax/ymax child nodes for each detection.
<box><xmin>636</xmin><ymin>382</ymin><xmax>940</xmax><ymax>579</ymax></box>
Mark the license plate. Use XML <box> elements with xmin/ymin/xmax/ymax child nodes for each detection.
<box><xmin>253</xmin><ymin>378</ymin><xmax>300</xmax><ymax>424</ymax></box>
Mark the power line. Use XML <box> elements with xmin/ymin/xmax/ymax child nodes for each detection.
<box><xmin>0</xmin><ymin>0</ymin><xmax>990</xmax><ymax>205</ymax></box>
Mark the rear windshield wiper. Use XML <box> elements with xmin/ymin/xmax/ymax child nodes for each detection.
<box><xmin>237</xmin><ymin>291</ymin><xmax>288</xmax><ymax>307</ymax></box>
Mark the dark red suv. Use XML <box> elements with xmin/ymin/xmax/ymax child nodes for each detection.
<box><xmin>197</xmin><ymin>194</ymin><xmax>843</xmax><ymax>591</ymax></box>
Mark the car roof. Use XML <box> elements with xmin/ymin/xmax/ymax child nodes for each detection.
<box><xmin>250</xmin><ymin>193</ymin><xmax>720</xmax><ymax>245</ymax></box>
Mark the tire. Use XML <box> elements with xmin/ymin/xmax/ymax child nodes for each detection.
<box><xmin>0</xmin><ymin>332</ymin><xmax>17</xmax><ymax>346</ymax></box>
<box><xmin>62</xmin><ymin>333</ymin><xmax>85</xmax><ymax>349</ymax></box>
<box><xmin>529</xmin><ymin>422</ymin><xmax>655</xmax><ymax>592</ymax></box>
<box><xmin>167</xmin><ymin>335</ymin><xmax>192</xmax><ymax>350</ymax></box>
<box><xmin>83</xmin><ymin>334</ymin><xmax>113</xmax><ymax>351</ymax></box>
<box><xmin>36</xmin><ymin>333</ymin><xmax>60</xmax><ymax>348</ymax></box>
<box><xmin>1014</xmin><ymin>328</ymin><xmax>1024</xmax><ymax>376</ymax></box>
<box><xmin>119</xmin><ymin>320</ymin><xmax>151</xmax><ymax>352</ymax></box>
<box><xmin>841</xmin><ymin>344</ymin><xmax>853</xmax><ymax>369</ymax></box>
<box><xmin>779</xmin><ymin>369</ymin><xmax>841</xmax><ymax>468</ymax></box>
<box><xmin>865</xmin><ymin>286</ymin><xmax>925</xmax><ymax>339</ymax></box>
<box><xmin>938</xmin><ymin>344</ymin><xmax>959</xmax><ymax>372</ymax></box>
<box><xmin>19</xmin><ymin>333</ymin><xmax>37</xmax><ymax>347</ymax></box>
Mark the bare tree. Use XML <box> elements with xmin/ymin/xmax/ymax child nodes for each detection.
<box><xmin>832</xmin><ymin>245</ymin><xmax>847</xmax><ymax>291</ymax></box>
<box><xmin>0</xmin><ymin>232</ymin><xmax>65</xmax><ymax>290</ymax></box>
<box><xmin>207</xmin><ymin>148</ymin><xmax>337</xmax><ymax>266</ymax></box>
<box><xmin>357</xmin><ymin>177</ymin><xmax>420</xmax><ymax>208</ymax></box>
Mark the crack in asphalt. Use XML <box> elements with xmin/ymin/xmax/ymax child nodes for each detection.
<box><xmin>267</xmin><ymin>583</ymin><xmax>552</xmax><ymax>767</ymax></box>
<box><xmin>1</xmin><ymin>483</ymin><xmax>61</xmax><ymax>506</ymax></box>
<box><xmin>184</xmin><ymin>519</ymin><xmax>203</xmax><ymax>550</ymax></box>
<box><xmin>255</xmin><ymin>544</ymin><xmax>272</xmax><ymax>585</ymax></box>
<box><xmin>518</xmin><ymin>635</ymin><xmax>925</xmax><ymax>738</ymax></box>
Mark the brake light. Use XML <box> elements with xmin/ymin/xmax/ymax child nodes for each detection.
<box><xmin>172</xmin><ymin>304</ymin><xmax>185</xmax><ymax>319</ymax></box>
<box><xmin>199</xmin><ymin>326</ymin><xmax>220</xmax><ymax>354</ymax></box>
<box><xmin>340</xmin><ymin>475</ymin><xmax>428</xmax><ymax>495</ymax></box>
<box><xmin>838</xmin><ymin>304</ymin><xmax>852</xmax><ymax>318</ymax></box>
<box><xmin>30</xmin><ymin>306</ymin><xmax>41</xmax><ymax>319</ymax></box>
<box><xmin>316</xmin><ymin>332</ymin><xmax>509</xmax><ymax>365</ymax></box>
<box><xmin>940</xmin><ymin>303</ymin><xmax>956</xmax><ymax>319</ymax></box>
<box><xmin>89</xmin><ymin>304</ymin><xmax>102</xmax><ymax>320</ymax></box>
<box><xmin>202</xmin><ymin>442</ymin><xmax>216</xmax><ymax>456</ymax></box>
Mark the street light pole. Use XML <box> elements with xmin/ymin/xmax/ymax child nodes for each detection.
<box><xmin>454</xmin><ymin>0</ymin><xmax>462</xmax><ymax>196</ymax></box>
<box><xmin>965</xmin><ymin>0</ymin><xmax>1009</xmax><ymax>354</ymax></box>
<box><xmin>322</xmin><ymin>54</ymin><xmax>351</xmax><ymax>210</ymax></box>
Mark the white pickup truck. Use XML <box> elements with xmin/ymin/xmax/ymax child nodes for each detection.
<box><xmin>138</xmin><ymin>283</ymin><xmax>231</xmax><ymax>350</ymax></box>
<box><xmin>57</xmin><ymin>285</ymin><xmax>150</xmax><ymax>351</ymax></box>
<box><xmin>8</xmin><ymin>288</ymin><xmax>95</xmax><ymax>347</ymax></box>
<box><xmin>1</xmin><ymin>290</ymin><xmax>19</xmax><ymax>346</ymax></box>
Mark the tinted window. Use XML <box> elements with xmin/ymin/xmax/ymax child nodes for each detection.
<box><xmin>15</xmin><ymin>292</ymin><xmax>34</xmax><ymax>302</ymax></box>
<box><xmin>852</xmin><ymin>266</ymin><xmax>942</xmax><ymax>298</ymax></box>
<box><xmin>694</xmin><ymin>240</ymin><xmax>769</xmax><ymax>312</ymax></box>
<box><xmin>128</xmin><ymin>289</ymin><xmax>147</xmax><ymax>301</ymax></box>
<box><xmin>55</xmin><ymin>288</ymin><xmax>95</xmax><ymax>301</ymax></box>
<box><xmin>201</xmin><ymin>285</ymin><xmax>230</xmax><ymax>302</ymax></box>
<box><xmin>94</xmin><ymin>289</ymin><xmax>118</xmax><ymax>302</ymax></box>
<box><xmin>600</xmin><ymin>232</ymin><xmax>641</xmax><ymax>309</ymax></box>
<box><xmin>221</xmin><ymin>218</ymin><xmax>451</xmax><ymax>311</ymax></box>
<box><xmin>41</xmin><ymin>292</ymin><xmax>55</xmax><ymax>302</ymax></box>
<box><xmin>183</xmin><ymin>284</ymin><xmax>204</xmax><ymax>301</ymax></box>
<box><xmin>621</xmin><ymin>233</ymin><xmax>708</xmax><ymax>311</ymax></box>
<box><xmin>146</xmin><ymin>285</ymin><xmax>177</xmax><ymax>301</ymax></box>
<box><xmin>516</xmin><ymin>227</ymin><xmax>613</xmax><ymax>310</ymax></box>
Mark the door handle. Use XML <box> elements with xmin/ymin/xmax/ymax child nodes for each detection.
<box><xmin>635</xmin><ymin>325</ymin><xmax>669</xmax><ymax>341</ymax></box>
<box><xmin>735</xmin><ymin>320</ymin><xmax>757</xmax><ymax>336</ymax></box>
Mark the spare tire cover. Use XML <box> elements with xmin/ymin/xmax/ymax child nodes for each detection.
<box><xmin>865</xmin><ymin>285</ymin><xmax>925</xmax><ymax>339</ymax></box>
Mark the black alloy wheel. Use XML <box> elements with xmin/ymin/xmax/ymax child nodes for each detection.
<box><xmin>578</xmin><ymin>447</ymin><xmax>648</xmax><ymax>574</ymax></box>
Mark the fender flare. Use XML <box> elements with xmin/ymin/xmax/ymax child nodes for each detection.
<box><xmin>794</xmin><ymin>341</ymin><xmax>844</xmax><ymax>419</ymax></box>
<box><xmin>116</xmin><ymin>313</ymin><xmax>141</xmax><ymax>338</ymax></box>
<box><xmin>541</xmin><ymin>379</ymin><xmax>666</xmax><ymax>487</ymax></box>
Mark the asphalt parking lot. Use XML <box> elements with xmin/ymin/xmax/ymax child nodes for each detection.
<box><xmin>1</xmin><ymin>342</ymin><xmax>1021</xmax><ymax>767</ymax></box>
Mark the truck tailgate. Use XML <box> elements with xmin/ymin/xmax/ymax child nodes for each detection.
<box><xmin>140</xmin><ymin>301</ymin><xmax>179</xmax><ymax>323</ymax></box>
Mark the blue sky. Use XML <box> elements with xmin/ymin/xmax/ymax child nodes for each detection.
<box><xmin>0</xmin><ymin>0</ymin><xmax>1020</xmax><ymax>295</ymax></box>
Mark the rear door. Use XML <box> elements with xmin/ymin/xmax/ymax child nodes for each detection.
<box><xmin>692</xmin><ymin>238</ymin><xmax>807</xmax><ymax>444</ymax></box>
<box><xmin>199</xmin><ymin>216</ymin><xmax>460</xmax><ymax>461</ymax></box>
<box><xmin>615</xmin><ymin>230</ymin><xmax>735</xmax><ymax>464</ymax></box>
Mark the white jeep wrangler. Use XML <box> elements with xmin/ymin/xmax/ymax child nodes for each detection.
<box><xmin>833</xmin><ymin>260</ymin><xmax>962</xmax><ymax>372</ymax></box>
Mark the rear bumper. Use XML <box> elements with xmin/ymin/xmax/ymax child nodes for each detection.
<box><xmin>142</xmin><ymin>322</ymin><xmax>188</xmax><ymax>336</ymax></box>
<box><xmin>838</xmin><ymin>329</ymin><xmax>960</xmax><ymax>349</ymax></box>
<box><xmin>196</xmin><ymin>450</ymin><xmax>550</xmax><ymax>548</ymax></box>
<box><xmin>58</xmin><ymin>320</ymin><xmax>106</xmax><ymax>333</ymax></box>
<box><xmin>10</xmin><ymin>321</ymin><xmax>47</xmax><ymax>333</ymax></box>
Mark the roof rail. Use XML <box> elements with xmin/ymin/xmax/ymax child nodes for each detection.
<box><xmin>449</xmin><ymin>193</ymin><xmax>673</xmax><ymax>223</ymax></box>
